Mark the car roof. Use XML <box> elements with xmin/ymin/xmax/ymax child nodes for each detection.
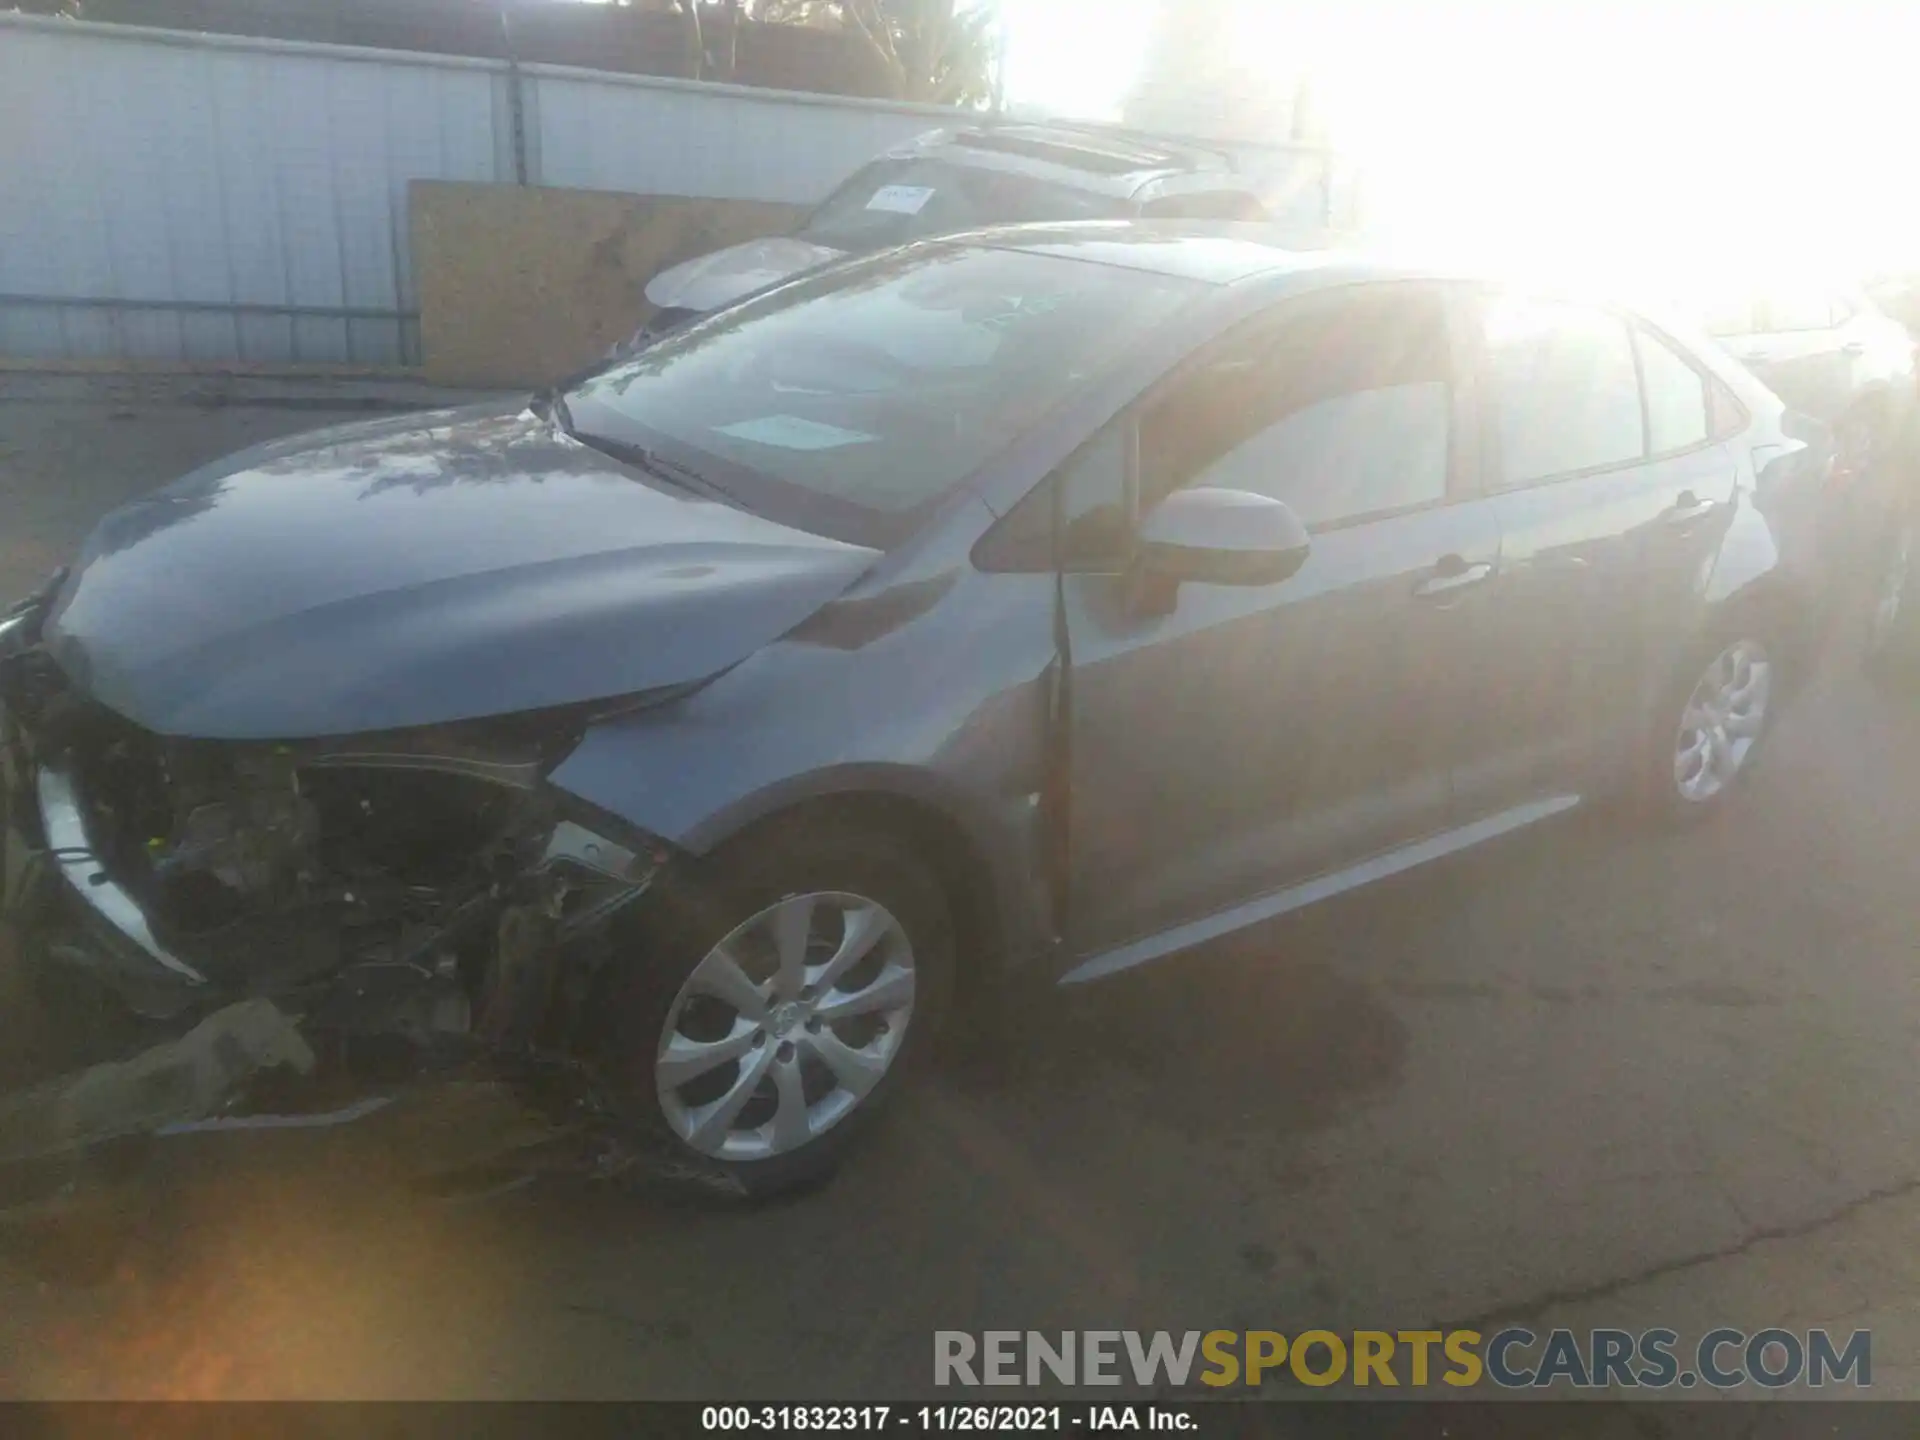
<box><xmin>968</xmin><ymin>225</ymin><xmax>1758</xmax><ymax>327</ymax></box>
<box><xmin>884</xmin><ymin>122</ymin><xmax>1252</xmax><ymax>199</ymax></box>
<box><xmin>953</xmin><ymin>221</ymin><xmax>1447</xmax><ymax>288</ymax></box>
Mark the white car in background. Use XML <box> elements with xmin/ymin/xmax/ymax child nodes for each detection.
<box><xmin>618</xmin><ymin>121</ymin><xmax>1276</xmax><ymax>351</ymax></box>
<box><xmin>1702</xmin><ymin>285</ymin><xmax>1915</xmax><ymax>480</ymax></box>
<box><xmin>1703</xmin><ymin>284</ymin><xmax>1919</xmax><ymax>670</ymax></box>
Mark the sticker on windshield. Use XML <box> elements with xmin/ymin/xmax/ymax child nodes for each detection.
<box><xmin>714</xmin><ymin>415</ymin><xmax>876</xmax><ymax>451</ymax></box>
<box><xmin>864</xmin><ymin>184</ymin><xmax>935</xmax><ymax>215</ymax></box>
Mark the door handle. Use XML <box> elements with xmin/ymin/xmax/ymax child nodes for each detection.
<box><xmin>1842</xmin><ymin>339</ymin><xmax>1867</xmax><ymax>357</ymax></box>
<box><xmin>1663</xmin><ymin>491</ymin><xmax>1719</xmax><ymax>526</ymax></box>
<box><xmin>1412</xmin><ymin>557</ymin><xmax>1494</xmax><ymax>597</ymax></box>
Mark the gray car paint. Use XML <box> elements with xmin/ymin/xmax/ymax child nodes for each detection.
<box><xmin>42</xmin><ymin>403</ymin><xmax>879</xmax><ymax>739</ymax></box>
<box><xmin>36</xmin><ymin>227</ymin><xmax>1829</xmax><ymax>991</ymax></box>
<box><xmin>549</xmin><ymin>235</ymin><xmax>1827</xmax><ymax>983</ymax></box>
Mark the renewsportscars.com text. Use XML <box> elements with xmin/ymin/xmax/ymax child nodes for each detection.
<box><xmin>933</xmin><ymin>1327</ymin><xmax>1871</xmax><ymax>1389</ymax></box>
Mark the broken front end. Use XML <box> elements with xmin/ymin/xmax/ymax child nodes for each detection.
<box><xmin>0</xmin><ymin>577</ymin><xmax>671</xmax><ymax>1155</ymax></box>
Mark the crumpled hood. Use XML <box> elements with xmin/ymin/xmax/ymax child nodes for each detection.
<box><xmin>45</xmin><ymin>403</ymin><xmax>877</xmax><ymax>739</ymax></box>
<box><xmin>643</xmin><ymin>236</ymin><xmax>845</xmax><ymax>315</ymax></box>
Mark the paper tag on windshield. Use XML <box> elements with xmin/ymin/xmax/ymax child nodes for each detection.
<box><xmin>714</xmin><ymin>415</ymin><xmax>874</xmax><ymax>451</ymax></box>
<box><xmin>864</xmin><ymin>185</ymin><xmax>935</xmax><ymax>215</ymax></box>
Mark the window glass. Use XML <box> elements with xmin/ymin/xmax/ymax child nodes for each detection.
<box><xmin>1140</xmin><ymin>288</ymin><xmax>1452</xmax><ymax>528</ymax></box>
<box><xmin>1709</xmin><ymin>378</ymin><xmax>1748</xmax><ymax>440</ymax></box>
<box><xmin>977</xmin><ymin>425</ymin><xmax>1129</xmax><ymax>571</ymax></box>
<box><xmin>566</xmin><ymin>246</ymin><xmax>1197</xmax><ymax>547</ymax></box>
<box><xmin>1484</xmin><ymin>295</ymin><xmax>1643</xmax><ymax>485</ymax></box>
<box><xmin>1636</xmin><ymin>329</ymin><xmax>1709</xmax><ymax>454</ymax></box>
<box><xmin>796</xmin><ymin>157</ymin><xmax>1128</xmax><ymax>252</ymax></box>
<box><xmin>1058</xmin><ymin>426</ymin><xmax>1132</xmax><ymax>563</ymax></box>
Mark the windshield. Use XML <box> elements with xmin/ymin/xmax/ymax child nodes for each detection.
<box><xmin>563</xmin><ymin>245</ymin><xmax>1201</xmax><ymax>547</ymax></box>
<box><xmin>796</xmin><ymin>156</ymin><xmax>1132</xmax><ymax>252</ymax></box>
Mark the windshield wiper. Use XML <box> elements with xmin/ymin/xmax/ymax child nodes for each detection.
<box><xmin>544</xmin><ymin>385</ymin><xmax>737</xmax><ymax>505</ymax></box>
<box><xmin>568</xmin><ymin>429</ymin><xmax>738</xmax><ymax>507</ymax></box>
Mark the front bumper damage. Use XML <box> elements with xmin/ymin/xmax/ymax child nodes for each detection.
<box><xmin>0</xmin><ymin>588</ymin><xmax>733</xmax><ymax>1198</ymax></box>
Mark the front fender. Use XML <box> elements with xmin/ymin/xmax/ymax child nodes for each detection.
<box><xmin>543</xmin><ymin>566</ymin><xmax>1062</xmax><ymax>964</ymax></box>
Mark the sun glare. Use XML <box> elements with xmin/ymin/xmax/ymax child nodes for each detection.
<box><xmin>999</xmin><ymin>0</ymin><xmax>1920</xmax><ymax>301</ymax></box>
<box><xmin>1305</xmin><ymin>1</ymin><xmax>1920</xmax><ymax>294</ymax></box>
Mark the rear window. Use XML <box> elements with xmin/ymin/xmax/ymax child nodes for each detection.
<box><xmin>564</xmin><ymin>245</ymin><xmax>1200</xmax><ymax>547</ymax></box>
<box><xmin>797</xmin><ymin>156</ymin><xmax>1129</xmax><ymax>252</ymax></box>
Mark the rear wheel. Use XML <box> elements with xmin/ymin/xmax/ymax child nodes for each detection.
<box><xmin>1636</xmin><ymin>630</ymin><xmax>1777</xmax><ymax>824</ymax></box>
<box><xmin>597</xmin><ymin>823</ymin><xmax>954</xmax><ymax>1197</ymax></box>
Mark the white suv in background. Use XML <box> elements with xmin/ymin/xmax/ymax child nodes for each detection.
<box><xmin>1705</xmin><ymin>286</ymin><xmax>1919</xmax><ymax>669</ymax></box>
<box><xmin>615</xmin><ymin>122</ymin><xmax>1278</xmax><ymax>352</ymax></box>
<box><xmin>1703</xmin><ymin>286</ymin><xmax>1915</xmax><ymax>479</ymax></box>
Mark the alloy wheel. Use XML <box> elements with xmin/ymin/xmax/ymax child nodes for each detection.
<box><xmin>655</xmin><ymin>891</ymin><xmax>916</xmax><ymax>1161</ymax></box>
<box><xmin>1672</xmin><ymin>639</ymin><xmax>1772</xmax><ymax>804</ymax></box>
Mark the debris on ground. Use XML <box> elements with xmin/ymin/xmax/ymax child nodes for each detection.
<box><xmin>0</xmin><ymin>1000</ymin><xmax>312</xmax><ymax>1166</ymax></box>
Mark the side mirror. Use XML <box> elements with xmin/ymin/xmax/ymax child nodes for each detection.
<box><xmin>1136</xmin><ymin>487</ymin><xmax>1312</xmax><ymax>590</ymax></box>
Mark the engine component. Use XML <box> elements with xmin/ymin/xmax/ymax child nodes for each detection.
<box><xmin>150</xmin><ymin>790</ymin><xmax>316</xmax><ymax>899</ymax></box>
<box><xmin>475</xmin><ymin>902</ymin><xmax>556</xmax><ymax>1047</ymax></box>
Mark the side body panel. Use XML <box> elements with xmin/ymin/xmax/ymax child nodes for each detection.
<box><xmin>1057</xmin><ymin>280</ymin><xmax>1506</xmax><ymax>957</ymax></box>
<box><xmin>546</xmin><ymin>501</ymin><xmax>1063</xmax><ymax>968</ymax></box>
<box><xmin>1062</xmin><ymin>500</ymin><xmax>1501</xmax><ymax>956</ymax></box>
<box><xmin>1472</xmin><ymin>444</ymin><xmax>1737</xmax><ymax>806</ymax></box>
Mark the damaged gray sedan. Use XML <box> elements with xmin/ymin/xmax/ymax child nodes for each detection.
<box><xmin>0</xmin><ymin>224</ymin><xmax>1831</xmax><ymax>1196</ymax></box>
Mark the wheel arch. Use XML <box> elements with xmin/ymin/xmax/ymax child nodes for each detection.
<box><xmin>683</xmin><ymin>769</ymin><xmax>1035</xmax><ymax>1002</ymax></box>
<box><xmin>1695</xmin><ymin>564</ymin><xmax>1815</xmax><ymax>699</ymax></box>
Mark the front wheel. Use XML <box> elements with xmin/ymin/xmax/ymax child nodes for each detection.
<box><xmin>597</xmin><ymin>824</ymin><xmax>955</xmax><ymax>1197</ymax></box>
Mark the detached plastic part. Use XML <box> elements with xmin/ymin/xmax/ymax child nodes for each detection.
<box><xmin>0</xmin><ymin>999</ymin><xmax>313</xmax><ymax>1165</ymax></box>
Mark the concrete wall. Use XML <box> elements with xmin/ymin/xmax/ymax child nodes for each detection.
<box><xmin>410</xmin><ymin>181</ymin><xmax>801</xmax><ymax>388</ymax></box>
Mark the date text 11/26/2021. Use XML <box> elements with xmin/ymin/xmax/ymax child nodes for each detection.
<box><xmin>702</xmin><ymin>1406</ymin><xmax>1192</xmax><ymax>1432</ymax></box>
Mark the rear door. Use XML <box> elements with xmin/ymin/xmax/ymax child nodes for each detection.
<box><xmin>1060</xmin><ymin>282</ymin><xmax>1506</xmax><ymax>958</ymax></box>
<box><xmin>1461</xmin><ymin>291</ymin><xmax>1738</xmax><ymax>812</ymax></box>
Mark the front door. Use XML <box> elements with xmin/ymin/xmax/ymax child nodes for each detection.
<box><xmin>1061</xmin><ymin>283</ymin><xmax>1504</xmax><ymax>962</ymax></box>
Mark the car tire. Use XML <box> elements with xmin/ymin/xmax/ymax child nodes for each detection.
<box><xmin>590</xmin><ymin>819</ymin><xmax>955</xmax><ymax>1199</ymax></box>
<box><xmin>1634</xmin><ymin>624</ymin><xmax>1780</xmax><ymax>826</ymax></box>
<box><xmin>1865</xmin><ymin>515</ymin><xmax>1916</xmax><ymax>682</ymax></box>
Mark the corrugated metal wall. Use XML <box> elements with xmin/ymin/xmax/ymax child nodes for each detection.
<box><xmin>0</xmin><ymin>12</ymin><xmax>1344</xmax><ymax>370</ymax></box>
<box><xmin>529</xmin><ymin>68</ymin><xmax>961</xmax><ymax>206</ymax></box>
<box><xmin>0</xmin><ymin>18</ymin><xmax>506</xmax><ymax>365</ymax></box>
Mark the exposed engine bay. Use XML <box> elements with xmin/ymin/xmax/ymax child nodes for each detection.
<box><xmin>0</xmin><ymin>591</ymin><xmax>677</xmax><ymax>1170</ymax></box>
